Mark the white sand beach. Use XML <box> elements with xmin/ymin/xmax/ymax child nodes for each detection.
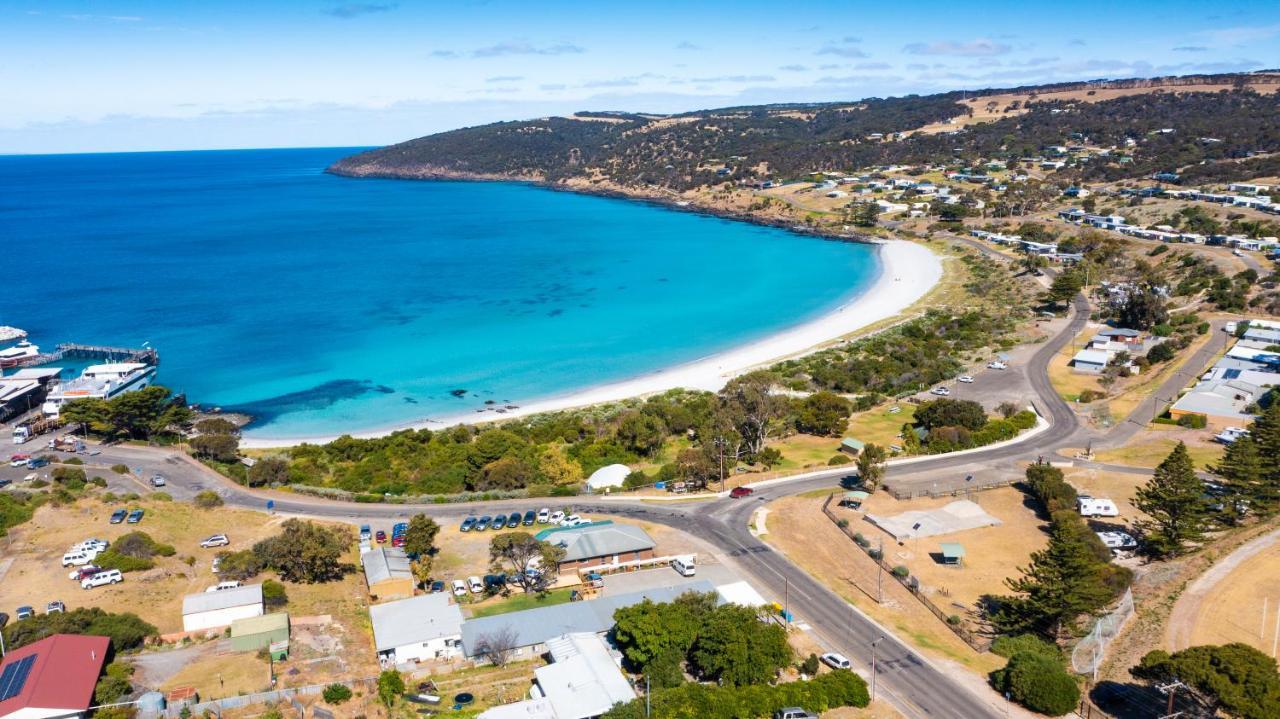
<box><xmin>240</xmin><ymin>239</ymin><xmax>942</xmax><ymax>448</ymax></box>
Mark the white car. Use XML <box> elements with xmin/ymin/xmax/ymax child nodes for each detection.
<box><xmin>206</xmin><ymin>581</ymin><xmax>241</xmax><ymax>593</ymax></box>
<box><xmin>62</xmin><ymin>550</ymin><xmax>101</xmax><ymax>567</ymax></box>
<box><xmin>1096</xmin><ymin>531</ymin><xmax>1138</xmax><ymax>551</ymax></box>
<box><xmin>81</xmin><ymin>569</ymin><xmax>123</xmax><ymax>589</ymax></box>
<box><xmin>537</xmin><ymin>508</ymin><xmax>551</xmax><ymax>523</ymax></box>
<box><xmin>958</xmin><ymin>375</ymin><xmax>974</xmax><ymax>383</ymax></box>
<box><xmin>467</xmin><ymin>576</ymin><xmax>484</xmax><ymax>594</ymax></box>
<box><xmin>930</xmin><ymin>386</ymin><xmax>950</xmax><ymax>396</ymax></box>
<box><xmin>211</xmin><ymin>556</ymin><xmax>222</xmax><ymax>574</ymax></box>
<box><xmin>451</xmin><ymin>579</ymin><xmax>468</xmax><ymax>597</ymax></box>
<box><xmin>547</xmin><ymin>510</ymin><xmax>566</xmax><ymax>525</ymax></box>
<box><xmin>8</xmin><ymin>457</ymin><xmax>27</xmax><ymax>468</ymax></box>
<box><xmin>71</xmin><ymin>539</ymin><xmax>109</xmax><ymax>553</ymax></box>
<box><xmin>987</xmin><ymin>360</ymin><xmax>1008</xmax><ymax>370</ymax></box>
<box><xmin>821</xmin><ymin>652</ymin><xmax>852</xmax><ymax>670</ymax></box>
<box><xmin>200</xmin><ymin>534</ymin><xmax>230</xmax><ymax>548</ymax></box>
<box><xmin>559</xmin><ymin>514</ymin><xmax>585</xmax><ymax>527</ymax></box>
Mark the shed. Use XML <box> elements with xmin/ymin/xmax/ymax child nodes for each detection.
<box><xmin>181</xmin><ymin>584</ymin><xmax>263</xmax><ymax>633</ymax></box>
<box><xmin>230</xmin><ymin>612</ymin><xmax>290</xmax><ymax>653</ymax></box>
<box><xmin>939</xmin><ymin>543</ymin><xmax>966</xmax><ymax>566</ymax></box>
<box><xmin>361</xmin><ymin>547</ymin><xmax>414</xmax><ymax>601</ymax></box>
<box><xmin>1071</xmin><ymin>349</ymin><xmax>1110</xmax><ymax>374</ymax></box>
<box><xmin>587</xmin><ymin>464</ymin><xmax>631</xmax><ymax>491</ymax></box>
<box><xmin>839</xmin><ymin>437</ymin><xmax>865</xmax><ymax>456</ymax></box>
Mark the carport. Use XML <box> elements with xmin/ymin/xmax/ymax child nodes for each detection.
<box><xmin>939</xmin><ymin>543</ymin><xmax>966</xmax><ymax>567</ymax></box>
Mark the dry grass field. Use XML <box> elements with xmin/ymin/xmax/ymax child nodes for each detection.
<box><xmin>1091</xmin><ymin>428</ymin><xmax>1224</xmax><ymax>470</ymax></box>
<box><xmin>1183</xmin><ymin>542</ymin><xmax>1280</xmax><ymax>651</ymax></box>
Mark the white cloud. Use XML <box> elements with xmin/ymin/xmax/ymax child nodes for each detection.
<box><xmin>903</xmin><ymin>39</ymin><xmax>1011</xmax><ymax>57</ymax></box>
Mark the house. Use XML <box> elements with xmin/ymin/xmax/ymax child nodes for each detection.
<box><xmin>362</xmin><ymin>546</ymin><xmax>415</xmax><ymax>601</ymax></box>
<box><xmin>0</xmin><ymin>634</ymin><xmax>109</xmax><ymax>719</ymax></box>
<box><xmin>545</xmin><ymin>523</ymin><xmax>656</xmax><ymax>572</ymax></box>
<box><xmin>1241</xmin><ymin>326</ymin><xmax>1280</xmax><ymax>345</ymax></box>
<box><xmin>230</xmin><ymin>613</ymin><xmax>290</xmax><ymax>654</ymax></box>
<box><xmin>1071</xmin><ymin>349</ymin><xmax>1111</xmax><ymax>374</ymax></box>
<box><xmin>370</xmin><ymin>592</ymin><xmax>465</xmax><ymax>666</ymax></box>
<box><xmin>461</xmin><ymin>581</ymin><xmax>716</xmax><ymax>660</ymax></box>
<box><xmin>181</xmin><ymin>584</ymin><xmax>264</xmax><ymax>633</ymax></box>
<box><xmin>1170</xmin><ymin>379</ymin><xmax>1262</xmax><ymax>429</ymax></box>
<box><xmin>478</xmin><ymin>633</ymin><xmax>636</xmax><ymax>719</ymax></box>
<box><xmin>1064</xmin><ymin>186</ymin><xmax>1091</xmax><ymax>198</ymax></box>
<box><xmin>1229</xmin><ymin>183</ymin><xmax>1271</xmax><ymax>195</ymax></box>
<box><xmin>586</xmin><ymin>464</ymin><xmax>631</xmax><ymax>491</ymax></box>
<box><xmin>1088</xmin><ymin>328</ymin><xmax>1147</xmax><ymax>353</ymax></box>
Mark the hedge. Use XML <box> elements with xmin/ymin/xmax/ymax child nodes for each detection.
<box><xmin>990</xmin><ymin>651</ymin><xmax>1080</xmax><ymax>716</ymax></box>
<box><xmin>602</xmin><ymin>668</ymin><xmax>869</xmax><ymax>719</ymax></box>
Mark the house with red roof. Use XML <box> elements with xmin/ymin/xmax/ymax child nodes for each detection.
<box><xmin>0</xmin><ymin>634</ymin><xmax>109</xmax><ymax>719</ymax></box>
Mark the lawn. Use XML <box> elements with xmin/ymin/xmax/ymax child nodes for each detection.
<box><xmin>1093</xmin><ymin>435</ymin><xmax>1224</xmax><ymax>470</ymax></box>
<box><xmin>1047</xmin><ymin>327</ymin><xmax>1102</xmax><ymax>402</ymax></box>
<box><xmin>846</xmin><ymin>403</ymin><xmax>916</xmax><ymax>451</ymax></box>
<box><xmin>469</xmin><ymin>587</ymin><xmax>574</xmax><ymax>618</ymax></box>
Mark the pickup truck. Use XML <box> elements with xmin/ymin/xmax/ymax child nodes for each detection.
<box><xmin>774</xmin><ymin>709</ymin><xmax>818</xmax><ymax>719</ymax></box>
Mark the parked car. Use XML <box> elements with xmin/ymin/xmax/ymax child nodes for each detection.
<box><xmin>958</xmin><ymin>375</ymin><xmax>974</xmax><ymax>383</ymax></box>
<box><xmin>26</xmin><ymin>457</ymin><xmax>49</xmax><ymax>469</ymax></box>
<box><xmin>199</xmin><ymin>534</ymin><xmax>230</xmax><ymax>549</ymax></box>
<box><xmin>45</xmin><ymin>601</ymin><xmax>65</xmax><ymax>614</ymax></box>
<box><xmin>206</xmin><ymin>581</ymin><xmax>242</xmax><ymax>593</ymax></box>
<box><xmin>149</xmin><ymin>475</ymin><xmax>166</xmax><ymax>487</ymax></box>
<box><xmin>930</xmin><ymin>386</ymin><xmax>950</xmax><ymax>396</ymax></box>
<box><xmin>392</xmin><ymin>522</ymin><xmax>408</xmax><ymax>535</ymax></box>
<box><xmin>491</xmin><ymin>514</ymin><xmax>507</xmax><ymax>531</ymax></box>
<box><xmin>359</xmin><ymin>524</ymin><xmax>372</xmax><ymax>541</ymax></box>
<box><xmin>15</xmin><ymin>606</ymin><xmax>34</xmax><ymax>620</ymax></box>
<box><xmin>69</xmin><ymin>566</ymin><xmax>102</xmax><ymax>581</ymax></box>
<box><xmin>8</xmin><ymin>454</ymin><xmax>30</xmax><ymax>467</ymax></box>
<box><xmin>62</xmin><ymin>550</ymin><xmax>99</xmax><ymax>567</ymax></box>
<box><xmin>375</xmin><ymin>530</ymin><xmax>387</xmax><ymax>543</ymax></box>
<box><xmin>537</xmin><ymin>508</ymin><xmax>551</xmax><ymax>523</ymax></box>
<box><xmin>987</xmin><ymin>360</ymin><xmax>1008</xmax><ymax>370</ymax></box>
<box><xmin>559</xmin><ymin>514</ymin><xmax>587</xmax><ymax>527</ymax></box>
<box><xmin>467</xmin><ymin>576</ymin><xmax>484</xmax><ymax>594</ymax></box>
<box><xmin>429</xmin><ymin>580</ymin><xmax>445</xmax><ymax>594</ymax></box>
<box><xmin>460</xmin><ymin>516</ymin><xmax>477</xmax><ymax>532</ymax></box>
<box><xmin>126</xmin><ymin>509</ymin><xmax>144</xmax><ymax>524</ymax></box>
<box><xmin>211</xmin><ymin>556</ymin><xmax>222</xmax><ymax>574</ymax></box>
<box><xmin>391</xmin><ymin>534</ymin><xmax>406</xmax><ymax>548</ymax></box>
<box><xmin>507</xmin><ymin>512</ymin><xmax>522</xmax><ymax>528</ymax></box>
<box><xmin>451</xmin><ymin>579</ymin><xmax>468</xmax><ymax>597</ymax></box>
<box><xmin>82</xmin><ymin>569</ymin><xmax>123</xmax><ymax>590</ymax></box>
<box><xmin>474</xmin><ymin>515</ymin><xmax>492</xmax><ymax>531</ymax></box>
<box><xmin>730</xmin><ymin>486</ymin><xmax>755</xmax><ymax>498</ymax></box>
<box><xmin>774</xmin><ymin>708</ymin><xmax>818</xmax><ymax>719</ymax></box>
<box><xmin>108</xmin><ymin>509</ymin><xmax>127</xmax><ymax>524</ymax></box>
<box><xmin>820</xmin><ymin>652</ymin><xmax>852</xmax><ymax>670</ymax></box>
<box><xmin>71</xmin><ymin>539</ymin><xmax>109</xmax><ymax>553</ymax></box>
<box><xmin>522</xmin><ymin>510</ymin><xmax>536</xmax><ymax>526</ymax></box>
<box><xmin>548</xmin><ymin>510</ymin><xmax>566</xmax><ymax>525</ymax></box>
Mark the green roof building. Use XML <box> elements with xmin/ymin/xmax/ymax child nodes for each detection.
<box><xmin>230</xmin><ymin>612</ymin><xmax>290</xmax><ymax>654</ymax></box>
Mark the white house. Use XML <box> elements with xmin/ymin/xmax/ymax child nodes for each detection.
<box><xmin>181</xmin><ymin>584</ymin><xmax>264</xmax><ymax>633</ymax></box>
<box><xmin>478</xmin><ymin>633</ymin><xmax>636</xmax><ymax>719</ymax></box>
<box><xmin>370</xmin><ymin>593</ymin><xmax>465</xmax><ymax>666</ymax></box>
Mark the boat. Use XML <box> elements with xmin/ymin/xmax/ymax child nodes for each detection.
<box><xmin>42</xmin><ymin>362</ymin><xmax>157</xmax><ymax>416</ymax></box>
<box><xmin>0</xmin><ymin>341</ymin><xmax>40</xmax><ymax>369</ymax></box>
<box><xmin>0</xmin><ymin>327</ymin><xmax>26</xmax><ymax>343</ymax></box>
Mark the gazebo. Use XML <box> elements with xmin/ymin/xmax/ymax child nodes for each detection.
<box><xmin>839</xmin><ymin>490</ymin><xmax>870</xmax><ymax>509</ymax></box>
<box><xmin>939</xmin><ymin>542</ymin><xmax>966</xmax><ymax>566</ymax></box>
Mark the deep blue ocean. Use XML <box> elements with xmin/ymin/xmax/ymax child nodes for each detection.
<box><xmin>0</xmin><ymin>148</ymin><xmax>878</xmax><ymax>440</ymax></box>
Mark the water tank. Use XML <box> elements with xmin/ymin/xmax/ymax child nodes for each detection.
<box><xmin>135</xmin><ymin>692</ymin><xmax>167</xmax><ymax>714</ymax></box>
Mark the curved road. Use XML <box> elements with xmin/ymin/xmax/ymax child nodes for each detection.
<box><xmin>73</xmin><ymin>291</ymin><xmax>1096</xmax><ymax>719</ymax></box>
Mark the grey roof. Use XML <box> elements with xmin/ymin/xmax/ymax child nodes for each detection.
<box><xmin>549</xmin><ymin>524</ymin><xmax>656</xmax><ymax>563</ymax></box>
<box><xmin>1072</xmin><ymin>349</ymin><xmax>1110</xmax><ymax>366</ymax></box>
<box><xmin>1173</xmin><ymin>391</ymin><xmax>1254</xmax><ymax>419</ymax></box>
<box><xmin>1244</xmin><ymin>328</ymin><xmax>1280</xmax><ymax>343</ymax></box>
<box><xmin>362</xmin><ymin>547</ymin><xmax>412</xmax><ymax>587</ymax></box>
<box><xmin>1098</xmin><ymin>327</ymin><xmax>1141</xmax><ymax>337</ymax></box>
<box><xmin>461</xmin><ymin>580</ymin><xmax>715</xmax><ymax>657</ymax></box>
<box><xmin>182</xmin><ymin>584</ymin><xmax>263</xmax><ymax>616</ymax></box>
<box><xmin>370</xmin><ymin>593</ymin><xmax>464</xmax><ymax>652</ymax></box>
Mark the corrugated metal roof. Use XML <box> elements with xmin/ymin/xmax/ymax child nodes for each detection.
<box><xmin>182</xmin><ymin>584</ymin><xmax>263</xmax><ymax>616</ymax></box>
<box><xmin>536</xmin><ymin>633</ymin><xmax>635</xmax><ymax>719</ymax></box>
<box><xmin>548</xmin><ymin>524</ymin><xmax>655</xmax><ymax>563</ymax></box>
<box><xmin>230</xmin><ymin>612</ymin><xmax>289</xmax><ymax>637</ymax></box>
<box><xmin>1072</xmin><ymin>349</ymin><xmax>1110</xmax><ymax>366</ymax></box>
<box><xmin>362</xmin><ymin>547</ymin><xmax>412</xmax><ymax>586</ymax></box>
<box><xmin>370</xmin><ymin>593</ymin><xmax>464</xmax><ymax>652</ymax></box>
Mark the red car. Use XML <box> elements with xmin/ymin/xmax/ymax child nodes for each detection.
<box><xmin>391</xmin><ymin>535</ymin><xmax>406</xmax><ymax>548</ymax></box>
<box><xmin>375</xmin><ymin>530</ymin><xmax>387</xmax><ymax>543</ymax></box>
<box><xmin>729</xmin><ymin>486</ymin><xmax>754</xmax><ymax>498</ymax></box>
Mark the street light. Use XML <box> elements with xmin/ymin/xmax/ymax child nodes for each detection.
<box><xmin>870</xmin><ymin>636</ymin><xmax>885</xmax><ymax>703</ymax></box>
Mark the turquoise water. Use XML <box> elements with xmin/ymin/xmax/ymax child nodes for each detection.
<box><xmin>0</xmin><ymin>148</ymin><xmax>879</xmax><ymax>440</ymax></box>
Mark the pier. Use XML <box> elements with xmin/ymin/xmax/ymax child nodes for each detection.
<box><xmin>3</xmin><ymin>343</ymin><xmax>158</xmax><ymax>369</ymax></box>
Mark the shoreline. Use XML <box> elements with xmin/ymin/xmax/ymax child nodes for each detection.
<box><xmin>239</xmin><ymin>239</ymin><xmax>941</xmax><ymax>448</ymax></box>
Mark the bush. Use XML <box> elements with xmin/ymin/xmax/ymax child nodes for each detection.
<box><xmin>193</xmin><ymin>490</ymin><xmax>224</xmax><ymax>509</ymax></box>
<box><xmin>63</xmin><ymin>457</ymin><xmax>84</xmax><ymax>465</ymax></box>
<box><xmin>52</xmin><ymin>467</ymin><xmax>87</xmax><ymax>485</ymax></box>
<box><xmin>1077</xmin><ymin>389</ymin><xmax>1103</xmax><ymax>403</ymax></box>
<box><xmin>892</xmin><ymin>565</ymin><xmax>909</xmax><ymax>578</ymax></box>
<box><xmin>262</xmin><ymin>579</ymin><xmax>289</xmax><ymax>608</ymax></box>
<box><xmin>836</xmin><ymin>518</ymin><xmax>849</xmax><ymax>528</ymax></box>
<box><xmin>799</xmin><ymin>653</ymin><xmax>820</xmax><ymax>676</ymax></box>
<box><xmin>1008</xmin><ymin>410</ymin><xmax>1037</xmax><ymax>430</ymax></box>
<box><xmin>991</xmin><ymin>634</ymin><xmax>1063</xmax><ymax>661</ymax></box>
<box><xmin>90</xmin><ymin>476</ymin><xmax>107</xmax><ymax>487</ymax></box>
<box><xmin>600</xmin><ymin>667</ymin><xmax>869</xmax><ymax>719</ymax></box>
<box><xmin>853</xmin><ymin>532</ymin><xmax>869</xmax><ymax>547</ymax></box>
<box><xmin>1177</xmin><ymin>413</ymin><xmax>1207</xmax><ymax>429</ymax></box>
<box><xmin>322</xmin><ymin>683</ymin><xmax>352</xmax><ymax>705</ymax></box>
<box><xmin>94</xmin><ymin>551</ymin><xmax>155</xmax><ymax>573</ymax></box>
<box><xmin>990</xmin><ymin>651</ymin><xmax>1080</xmax><ymax>716</ymax></box>
<box><xmin>150</xmin><ymin>492</ymin><xmax>172</xmax><ymax>502</ymax></box>
<box><xmin>111</xmin><ymin>464</ymin><xmax>129</xmax><ymax>474</ymax></box>
<box><xmin>2</xmin><ymin>607</ymin><xmax>155</xmax><ymax>651</ymax></box>
<box><xmin>827</xmin><ymin>454</ymin><xmax>852</xmax><ymax>466</ymax></box>
<box><xmin>1146</xmin><ymin>342</ymin><xmax>1176</xmax><ymax>363</ymax></box>
<box><xmin>867</xmin><ymin>547</ymin><xmax>883</xmax><ymax>560</ymax></box>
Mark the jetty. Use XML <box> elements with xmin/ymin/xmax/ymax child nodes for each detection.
<box><xmin>6</xmin><ymin>343</ymin><xmax>158</xmax><ymax>369</ymax></box>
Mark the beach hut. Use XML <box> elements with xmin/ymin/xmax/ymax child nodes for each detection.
<box><xmin>840</xmin><ymin>437</ymin><xmax>866</xmax><ymax>456</ymax></box>
<box><xmin>587</xmin><ymin>464</ymin><xmax>632</xmax><ymax>491</ymax></box>
<box><xmin>939</xmin><ymin>543</ymin><xmax>966</xmax><ymax>567</ymax></box>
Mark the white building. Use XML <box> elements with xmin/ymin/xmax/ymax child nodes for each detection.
<box><xmin>586</xmin><ymin>464</ymin><xmax>631</xmax><ymax>491</ymax></box>
<box><xmin>370</xmin><ymin>592</ymin><xmax>465</xmax><ymax>666</ymax></box>
<box><xmin>42</xmin><ymin>363</ymin><xmax>156</xmax><ymax>417</ymax></box>
<box><xmin>181</xmin><ymin>584</ymin><xmax>263</xmax><ymax>633</ymax></box>
<box><xmin>479</xmin><ymin>633</ymin><xmax>636</xmax><ymax>719</ymax></box>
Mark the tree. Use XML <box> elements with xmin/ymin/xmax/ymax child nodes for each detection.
<box><xmin>190</xmin><ymin>433</ymin><xmax>239</xmax><ymax>462</ymax></box>
<box><xmin>1211</xmin><ymin>436</ymin><xmax>1271</xmax><ymax>517</ymax></box>
<box><xmin>2</xmin><ymin>607</ymin><xmax>155</xmax><ymax>652</ymax></box>
<box><xmin>615</xmin><ymin>411</ymin><xmax>667</xmax><ymax>456</ymax></box>
<box><xmin>401</xmin><ymin>514</ymin><xmax>440</xmax><ymax>558</ymax></box>
<box><xmin>994</xmin><ymin>514</ymin><xmax>1118</xmax><ymax>638</ymax></box>
<box><xmin>689</xmin><ymin>604</ymin><xmax>792</xmax><ymax>686</ymax></box>
<box><xmin>474</xmin><ymin>626</ymin><xmax>520</xmax><ymax>667</ymax></box>
<box><xmin>538</xmin><ymin>448</ymin><xmax>584</xmax><ymax>485</ymax></box>
<box><xmin>477</xmin><ymin>456</ymin><xmax>537</xmax><ymax>490</ymax></box>
<box><xmin>62</xmin><ymin>385</ymin><xmax>191</xmax><ymax>441</ymax></box>
<box><xmin>1134</xmin><ymin>644</ymin><xmax>1280</xmax><ymax>719</ymax></box>
<box><xmin>262</xmin><ymin>579</ymin><xmax>288</xmax><ymax>609</ymax></box>
<box><xmin>376</xmin><ymin>669</ymin><xmax>404</xmax><ymax>707</ymax></box>
<box><xmin>914</xmin><ymin>399</ymin><xmax>987</xmax><ymax>431</ymax></box>
<box><xmin>989</xmin><ymin>651</ymin><xmax>1080</xmax><ymax>716</ymax></box>
<box><xmin>1146</xmin><ymin>341</ymin><xmax>1176</xmax><ymax>363</ymax></box>
<box><xmin>489</xmin><ymin>532</ymin><xmax>565</xmax><ymax>594</ymax></box>
<box><xmin>1043</xmin><ymin>269</ymin><xmax>1084</xmax><ymax>306</ymax></box>
<box><xmin>1134</xmin><ymin>442</ymin><xmax>1212</xmax><ymax>557</ymax></box>
<box><xmin>252</xmin><ymin>519</ymin><xmax>348</xmax><ymax>583</ymax></box>
<box><xmin>215</xmin><ymin>550</ymin><xmax>263</xmax><ymax>581</ymax></box>
<box><xmin>855</xmin><ymin>443</ymin><xmax>888</xmax><ymax>490</ymax></box>
<box><xmin>1249</xmin><ymin>403</ymin><xmax>1280</xmax><ymax>489</ymax></box>
<box><xmin>247</xmin><ymin>457</ymin><xmax>289</xmax><ymax>487</ymax></box>
<box><xmin>849</xmin><ymin>200</ymin><xmax>880</xmax><ymax>227</ymax></box>
<box><xmin>793</xmin><ymin>392</ymin><xmax>853</xmax><ymax>436</ymax></box>
<box><xmin>1116</xmin><ymin>283</ymin><xmax>1168</xmax><ymax>330</ymax></box>
<box><xmin>322</xmin><ymin>684</ymin><xmax>352</xmax><ymax>705</ymax></box>
<box><xmin>717</xmin><ymin>372</ymin><xmax>787</xmax><ymax>457</ymax></box>
<box><xmin>612</xmin><ymin>593</ymin><xmax>718</xmax><ymax>686</ymax></box>
<box><xmin>194</xmin><ymin>418</ymin><xmax>239</xmax><ymax>436</ymax></box>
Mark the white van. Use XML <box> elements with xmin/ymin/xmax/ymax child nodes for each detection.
<box><xmin>467</xmin><ymin>576</ymin><xmax>484</xmax><ymax>594</ymax></box>
<box><xmin>1077</xmin><ymin>496</ymin><xmax>1120</xmax><ymax>518</ymax></box>
<box><xmin>82</xmin><ymin>569</ymin><xmax>123</xmax><ymax>589</ymax></box>
<box><xmin>671</xmin><ymin>555</ymin><xmax>696</xmax><ymax>577</ymax></box>
<box><xmin>62</xmin><ymin>551</ymin><xmax>98</xmax><ymax>567</ymax></box>
<box><xmin>206</xmin><ymin>581</ymin><xmax>242</xmax><ymax>593</ymax></box>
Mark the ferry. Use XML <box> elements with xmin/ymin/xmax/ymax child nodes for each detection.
<box><xmin>0</xmin><ymin>341</ymin><xmax>40</xmax><ymax>369</ymax></box>
<box><xmin>0</xmin><ymin>326</ymin><xmax>26</xmax><ymax>343</ymax></box>
<box><xmin>42</xmin><ymin>362</ymin><xmax>157</xmax><ymax>417</ymax></box>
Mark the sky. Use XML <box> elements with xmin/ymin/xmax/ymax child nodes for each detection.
<box><xmin>2</xmin><ymin>0</ymin><xmax>1279</xmax><ymax>154</ymax></box>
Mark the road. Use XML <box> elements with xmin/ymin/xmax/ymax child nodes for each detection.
<box><xmin>12</xmin><ymin>287</ymin><xmax>1102</xmax><ymax>719</ymax></box>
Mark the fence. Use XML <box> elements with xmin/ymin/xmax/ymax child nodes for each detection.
<box><xmin>883</xmin><ymin>476</ymin><xmax>1016</xmax><ymax>500</ymax></box>
<box><xmin>148</xmin><ymin>677</ymin><xmax>378</xmax><ymax>718</ymax></box>
<box><xmin>821</xmin><ymin>494</ymin><xmax>991</xmax><ymax>652</ymax></box>
<box><xmin>1071</xmin><ymin>588</ymin><xmax>1135</xmax><ymax>678</ymax></box>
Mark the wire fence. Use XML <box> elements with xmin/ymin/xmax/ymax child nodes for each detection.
<box><xmin>1072</xmin><ymin>588</ymin><xmax>1136</xmax><ymax>677</ymax></box>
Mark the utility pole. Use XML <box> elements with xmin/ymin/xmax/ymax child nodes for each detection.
<box><xmin>784</xmin><ymin>577</ymin><xmax>790</xmax><ymax>623</ymax></box>
<box><xmin>876</xmin><ymin>539</ymin><xmax>884</xmax><ymax>603</ymax></box>
<box><xmin>870</xmin><ymin>636</ymin><xmax>885</xmax><ymax>703</ymax></box>
<box><xmin>1157</xmin><ymin>680</ymin><xmax>1185</xmax><ymax>718</ymax></box>
<box><xmin>645</xmin><ymin>674</ymin><xmax>650</xmax><ymax>718</ymax></box>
